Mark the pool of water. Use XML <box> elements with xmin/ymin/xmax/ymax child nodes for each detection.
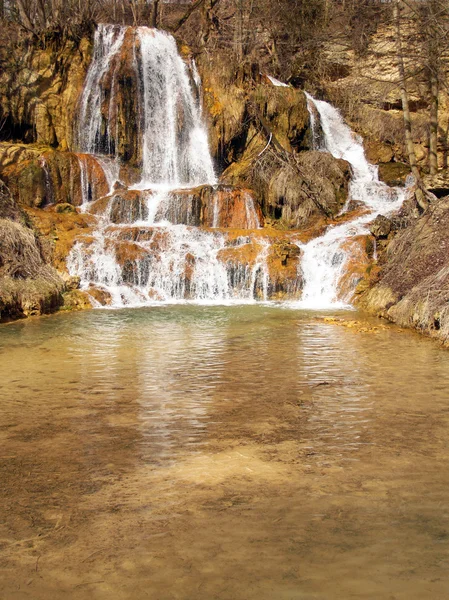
<box><xmin>1</xmin><ymin>306</ymin><xmax>448</xmax><ymax>599</ymax></box>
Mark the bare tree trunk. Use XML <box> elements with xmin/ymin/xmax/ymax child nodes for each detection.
<box><xmin>15</xmin><ymin>0</ymin><xmax>35</xmax><ymax>32</ymax></box>
<box><xmin>0</xmin><ymin>0</ymin><xmax>4</xmax><ymax>20</ymax></box>
<box><xmin>130</xmin><ymin>0</ymin><xmax>138</xmax><ymax>26</ymax></box>
<box><xmin>235</xmin><ymin>0</ymin><xmax>244</xmax><ymax>62</ymax></box>
<box><xmin>324</xmin><ymin>0</ymin><xmax>331</xmax><ymax>25</ymax></box>
<box><xmin>427</xmin><ymin>0</ymin><xmax>440</xmax><ymax>176</ymax></box>
<box><xmin>200</xmin><ymin>0</ymin><xmax>213</xmax><ymax>46</ymax></box>
<box><xmin>151</xmin><ymin>0</ymin><xmax>160</xmax><ymax>28</ymax></box>
<box><xmin>429</xmin><ymin>66</ymin><xmax>439</xmax><ymax>175</ymax></box>
<box><xmin>394</xmin><ymin>1</ymin><xmax>428</xmax><ymax>210</ymax></box>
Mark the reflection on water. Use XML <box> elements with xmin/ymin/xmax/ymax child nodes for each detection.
<box><xmin>1</xmin><ymin>307</ymin><xmax>449</xmax><ymax>599</ymax></box>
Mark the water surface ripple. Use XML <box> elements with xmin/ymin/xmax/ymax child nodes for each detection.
<box><xmin>0</xmin><ymin>307</ymin><xmax>448</xmax><ymax>599</ymax></box>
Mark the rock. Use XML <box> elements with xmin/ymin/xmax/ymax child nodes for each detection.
<box><xmin>87</xmin><ymin>286</ymin><xmax>113</xmax><ymax>306</ymax></box>
<box><xmin>364</xmin><ymin>141</ymin><xmax>394</xmax><ymax>164</ymax></box>
<box><xmin>0</xmin><ymin>183</ymin><xmax>66</xmax><ymax>321</ymax></box>
<box><xmin>197</xmin><ymin>52</ymin><xmax>310</xmax><ymax>169</ymax></box>
<box><xmin>61</xmin><ymin>290</ymin><xmax>93</xmax><ymax>311</ymax></box>
<box><xmin>0</xmin><ymin>32</ymin><xmax>91</xmax><ymax>149</ymax></box>
<box><xmin>64</xmin><ymin>275</ymin><xmax>81</xmax><ymax>291</ymax></box>
<box><xmin>24</xmin><ymin>207</ymin><xmax>95</xmax><ymax>272</ymax></box>
<box><xmin>90</xmin><ymin>185</ymin><xmax>264</xmax><ymax>230</ymax></box>
<box><xmin>55</xmin><ymin>203</ymin><xmax>77</xmax><ymax>214</ymax></box>
<box><xmin>422</xmin><ymin>173</ymin><xmax>449</xmax><ymax>199</ymax></box>
<box><xmin>90</xmin><ymin>190</ymin><xmax>150</xmax><ymax>224</ymax></box>
<box><xmin>370</xmin><ymin>215</ymin><xmax>391</xmax><ymax>238</ymax></box>
<box><xmin>378</xmin><ymin>162</ymin><xmax>410</xmax><ymax>187</ymax></box>
<box><xmin>337</xmin><ymin>235</ymin><xmax>373</xmax><ymax>303</ymax></box>
<box><xmin>223</xmin><ymin>150</ymin><xmax>351</xmax><ymax>230</ymax></box>
<box><xmin>0</xmin><ymin>143</ymin><xmax>110</xmax><ymax>208</ymax></box>
<box><xmin>358</xmin><ymin>195</ymin><xmax>449</xmax><ymax>345</ymax></box>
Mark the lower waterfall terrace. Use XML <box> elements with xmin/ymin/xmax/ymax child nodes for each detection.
<box><xmin>1</xmin><ymin>306</ymin><xmax>449</xmax><ymax>599</ymax></box>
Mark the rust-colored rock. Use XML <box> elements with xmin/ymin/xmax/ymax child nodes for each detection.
<box><xmin>0</xmin><ymin>143</ymin><xmax>110</xmax><ymax>208</ymax></box>
<box><xmin>337</xmin><ymin>235</ymin><xmax>374</xmax><ymax>303</ymax></box>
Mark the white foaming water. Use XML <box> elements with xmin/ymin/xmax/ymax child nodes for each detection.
<box><xmin>266</xmin><ymin>75</ymin><xmax>290</xmax><ymax>88</ymax></box>
<box><xmin>68</xmin><ymin>226</ymin><xmax>271</xmax><ymax>305</ymax></box>
<box><xmin>77</xmin><ymin>25</ymin><xmax>126</xmax><ymax>155</ymax></box>
<box><xmin>298</xmin><ymin>96</ymin><xmax>407</xmax><ymax>309</ymax></box>
<box><xmin>68</xmin><ymin>26</ymin><xmax>272</xmax><ymax>306</ymax></box>
<box><xmin>305</xmin><ymin>92</ymin><xmax>322</xmax><ymax>151</ymax></box>
<box><xmin>137</xmin><ymin>28</ymin><xmax>216</xmax><ymax>188</ymax></box>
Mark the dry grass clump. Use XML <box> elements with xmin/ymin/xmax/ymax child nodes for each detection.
<box><xmin>0</xmin><ymin>182</ymin><xmax>65</xmax><ymax>320</ymax></box>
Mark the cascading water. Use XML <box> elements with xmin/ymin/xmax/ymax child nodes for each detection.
<box><xmin>137</xmin><ymin>28</ymin><xmax>215</xmax><ymax>189</ymax></box>
<box><xmin>305</xmin><ymin>92</ymin><xmax>323</xmax><ymax>152</ymax></box>
<box><xmin>68</xmin><ymin>25</ymin><xmax>271</xmax><ymax>306</ymax></box>
<box><xmin>77</xmin><ymin>25</ymin><xmax>127</xmax><ymax>156</ymax></box>
<box><xmin>298</xmin><ymin>95</ymin><xmax>407</xmax><ymax>309</ymax></box>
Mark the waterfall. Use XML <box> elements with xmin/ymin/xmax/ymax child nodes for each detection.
<box><xmin>298</xmin><ymin>96</ymin><xmax>407</xmax><ymax>309</ymax></box>
<box><xmin>77</xmin><ymin>25</ymin><xmax>127</xmax><ymax>156</ymax></box>
<box><xmin>68</xmin><ymin>25</ymin><xmax>275</xmax><ymax>306</ymax></box>
<box><xmin>70</xmin><ymin>26</ymin><xmax>398</xmax><ymax>309</ymax></box>
<box><xmin>305</xmin><ymin>92</ymin><xmax>323</xmax><ymax>151</ymax></box>
<box><xmin>136</xmin><ymin>28</ymin><xmax>216</xmax><ymax>188</ymax></box>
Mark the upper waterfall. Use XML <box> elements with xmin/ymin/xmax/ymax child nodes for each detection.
<box><xmin>76</xmin><ymin>24</ymin><xmax>216</xmax><ymax>190</ymax></box>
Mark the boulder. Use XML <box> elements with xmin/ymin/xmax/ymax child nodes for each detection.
<box><xmin>358</xmin><ymin>195</ymin><xmax>449</xmax><ymax>345</ymax></box>
<box><xmin>370</xmin><ymin>215</ymin><xmax>392</xmax><ymax>239</ymax></box>
<box><xmin>223</xmin><ymin>150</ymin><xmax>351</xmax><ymax>230</ymax></box>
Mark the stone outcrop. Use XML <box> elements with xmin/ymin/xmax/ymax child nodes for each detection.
<box><xmin>223</xmin><ymin>149</ymin><xmax>351</xmax><ymax>229</ymax></box>
<box><xmin>0</xmin><ymin>30</ymin><xmax>92</xmax><ymax>150</ymax></box>
<box><xmin>358</xmin><ymin>196</ymin><xmax>449</xmax><ymax>345</ymax></box>
<box><xmin>90</xmin><ymin>185</ymin><xmax>264</xmax><ymax>229</ymax></box>
<box><xmin>320</xmin><ymin>21</ymin><xmax>449</xmax><ymax>183</ymax></box>
<box><xmin>197</xmin><ymin>54</ymin><xmax>311</xmax><ymax>168</ymax></box>
<box><xmin>0</xmin><ymin>143</ymin><xmax>110</xmax><ymax>208</ymax></box>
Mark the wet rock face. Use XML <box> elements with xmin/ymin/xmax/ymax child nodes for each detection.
<box><xmin>89</xmin><ymin>185</ymin><xmax>263</xmax><ymax>229</ymax></box>
<box><xmin>359</xmin><ymin>195</ymin><xmax>449</xmax><ymax>345</ymax></box>
<box><xmin>338</xmin><ymin>234</ymin><xmax>374</xmax><ymax>303</ymax></box>
<box><xmin>90</xmin><ymin>190</ymin><xmax>150</xmax><ymax>224</ymax></box>
<box><xmin>0</xmin><ymin>143</ymin><xmax>110</xmax><ymax>208</ymax></box>
<box><xmin>0</xmin><ymin>33</ymin><xmax>91</xmax><ymax>150</ymax></box>
<box><xmin>76</xmin><ymin>227</ymin><xmax>302</xmax><ymax>305</ymax></box>
<box><xmin>223</xmin><ymin>149</ymin><xmax>350</xmax><ymax>230</ymax></box>
<box><xmin>197</xmin><ymin>54</ymin><xmax>310</xmax><ymax>170</ymax></box>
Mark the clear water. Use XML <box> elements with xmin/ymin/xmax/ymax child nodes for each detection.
<box><xmin>1</xmin><ymin>307</ymin><xmax>448</xmax><ymax>599</ymax></box>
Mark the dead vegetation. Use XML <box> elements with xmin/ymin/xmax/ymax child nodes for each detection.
<box><xmin>0</xmin><ymin>180</ymin><xmax>64</xmax><ymax>320</ymax></box>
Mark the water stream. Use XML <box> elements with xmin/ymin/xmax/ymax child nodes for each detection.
<box><xmin>298</xmin><ymin>95</ymin><xmax>407</xmax><ymax>309</ymax></box>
